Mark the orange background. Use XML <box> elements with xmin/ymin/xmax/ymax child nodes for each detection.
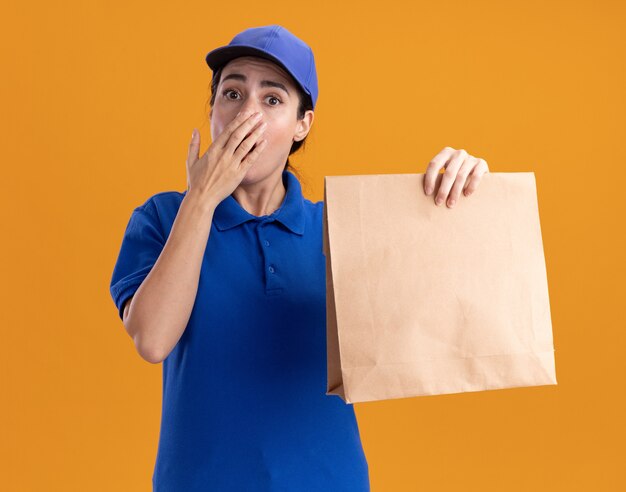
<box><xmin>2</xmin><ymin>1</ymin><xmax>625</xmax><ymax>490</ymax></box>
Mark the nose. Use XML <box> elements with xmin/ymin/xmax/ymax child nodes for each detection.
<box><xmin>239</xmin><ymin>100</ymin><xmax>263</xmax><ymax>118</ymax></box>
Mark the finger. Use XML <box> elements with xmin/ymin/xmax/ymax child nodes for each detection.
<box><xmin>187</xmin><ymin>128</ymin><xmax>200</xmax><ymax>169</ymax></box>
<box><xmin>228</xmin><ymin>114</ymin><xmax>265</xmax><ymax>156</ymax></box>
<box><xmin>435</xmin><ymin>149</ymin><xmax>468</xmax><ymax>206</ymax></box>
<box><xmin>463</xmin><ymin>159</ymin><xmax>489</xmax><ymax>196</ymax></box>
<box><xmin>222</xmin><ymin>111</ymin><xmax>264</xmax><ymax>154</ymax></box>
<box><xmin>233</xmin><ymin>120</ymin><xmax>268</xmax><ymax>163</ymax></box>
<box><xmin>446</xmin><ymin>157</ymin><xmax>478</xmax><ymax>207</ymax></box>
<box><xmin>186</xmin><ymin>129</ymin><xmax>199</xmax><ymax>192</ymax></box>
<box><xmin>424</xmin><ymin>146</ymin><xmax>455</xmax><ymax>195</ymax></box>
<box><xmin>240</xmin><ymin>137</ymin><xmax>268</xmax><ymax>171</ymax></box>
<box><xmin>211</xmin><ymin>110</ymin><xmax>256</xmax><ymax>149</ymax></box>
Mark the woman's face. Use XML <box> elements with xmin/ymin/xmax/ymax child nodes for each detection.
<box><xmin>210</xmin><ymin>56</ymin><xmax>313</xmax><ymax>185</ymax></box>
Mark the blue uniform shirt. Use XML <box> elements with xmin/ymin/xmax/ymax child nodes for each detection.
<box><xmin>110</xmin><ymin>170</ymin><xmax>370</xmax><ymax>491</ymax></box>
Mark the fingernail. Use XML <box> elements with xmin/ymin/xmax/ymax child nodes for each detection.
<box><xmin>449</xmin><ymin>199</ymin><xmax>455</xmax><ymax>207</ymax></box>
<box><xmin>436</xmin><ymin>197</ymin><xmax>443</xmax><ymax>205</ymax></box>
<box><xmin>191</xmin><ymin>129</ymin><xmax>196</xmax><ymax>139</ymax></box>
<box><xmin>425</xmin><ymin>186</ymin><xmax>433</xmax><ymax>195</ymax></box>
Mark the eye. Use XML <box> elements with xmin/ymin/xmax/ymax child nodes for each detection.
<box><xmin>222</xmin><ymin>88</ymin><xmax>282</xmax><ymax>106</ymax></box>
<box><xmin>222</xmin><ymin>89</ymin><xmax>240</xmax><ymax>100</ymax></box>
<box><xmin>266</xmin><ymin>95</ymin><xmax>282</xmax><ymax>106</ymax></box>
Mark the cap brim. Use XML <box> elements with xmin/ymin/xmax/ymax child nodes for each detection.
<box><xmin>205</xmin><ymin>46</ymin><xmax>287</xmax><ymax>74</ymax></box>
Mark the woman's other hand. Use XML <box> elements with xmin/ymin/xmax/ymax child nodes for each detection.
<box><xmin>423</xmin><ymin>147</ymin><xmax>489</xmax><ymax>208</ymax></box>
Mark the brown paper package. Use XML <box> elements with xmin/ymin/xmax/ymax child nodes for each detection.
<box><xmin>323</xmin><ymin>172</ymin><xmax>557</xmax><ymax>404</ymax></box>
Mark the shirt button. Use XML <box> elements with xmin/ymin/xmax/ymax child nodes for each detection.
<box><xmin>268</xmin><ymin>265</ymin><xmax>275</xmax><ymax>273</ymax></box>
<box><xmin>263</xmin><ymin>240</ymin><xmax>270</xmax><ymax>246</ymax></box>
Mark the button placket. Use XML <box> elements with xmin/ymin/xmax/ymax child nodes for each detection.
<box><xmin>257</xmin><ymin>220</ymin><xmax>280</xmax><ymax>291</ymax></box>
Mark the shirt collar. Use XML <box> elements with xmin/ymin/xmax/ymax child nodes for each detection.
<box><xmin>211</xmin><ymin>169</ymin><xmax>305</xmax><ymax>235</ymax></box>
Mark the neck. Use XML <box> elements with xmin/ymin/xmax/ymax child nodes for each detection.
<box><xmin>232</xmin><ymin>167</ymin><xmax>287</xmax><ymax>217</ymax></box>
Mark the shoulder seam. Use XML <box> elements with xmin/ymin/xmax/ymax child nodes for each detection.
<box><xmin>149</xmin><ymin>190</ymin><xmax>185</xmax><ymax>200</ymax></box>
<box><xmin>133</xmin><ymin>196</ymin><xmax>168</xmax><ymax>240</ymax></box>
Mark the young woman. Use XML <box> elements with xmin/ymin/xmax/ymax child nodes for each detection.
<box><xmin>110</xmin><ymin>24</ymin><xmax>489</xmax><ymax>492</ymax></box>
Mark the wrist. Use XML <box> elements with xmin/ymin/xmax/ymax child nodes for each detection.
<box><xmin>184</xmin><ymin>188</ymin><xmax>218</xmax><ymax>218</ymax></box>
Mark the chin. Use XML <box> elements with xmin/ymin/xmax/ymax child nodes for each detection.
<box><xmin>240</xmin><ymin>157</ymin><xmax>284</xmax><ymax>184</ymax></box>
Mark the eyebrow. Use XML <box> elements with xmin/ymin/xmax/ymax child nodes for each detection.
<box><xmin>221</xmin><ymin>73</ymin><xmax>290</xmax><ymax>96</ymax></box>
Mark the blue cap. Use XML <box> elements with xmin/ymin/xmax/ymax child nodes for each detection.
<box><xmin>205</xmin><ymin>25</ymin><xmax>318</xmax><ymax>109</ymax></box>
